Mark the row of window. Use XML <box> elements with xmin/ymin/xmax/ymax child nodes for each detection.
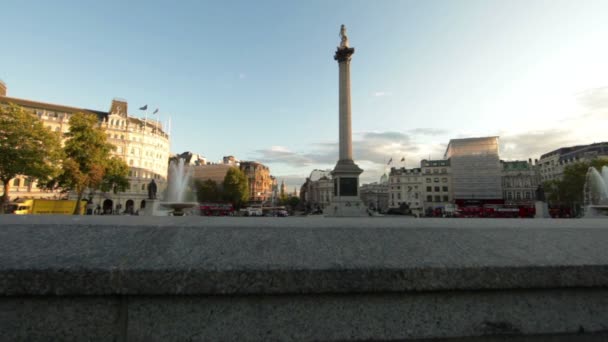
<box><xmin>426</xmin><ymin>195</ymin><xmax>449</xmax><ymax>203</ymax></box>
<box><xmin>505</xmin><ymin>191</ymin><xmax>532</xmax><ymax>200</ymax></box>
<box><xmin>426</xmin><ymin>186</ymin><xmax>448</xmax><ymax>192</ymax></box>
<box><xmin>426</xmin><ymin>177</ymin><xmax>449</xmax><ymax>183</ymax></box>
<box><xmin>424</xmin><ymin>168</ymin><xmax>448</xmax><ymax>174</ymax></box>
<box><xmin>391</xmin><ymin>193</ymin><xmax>419</xmax><ymax>200</ymax></box>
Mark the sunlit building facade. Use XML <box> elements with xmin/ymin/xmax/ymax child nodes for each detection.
<box><xmin>240</xmin><ymin>161</ymin><xmax>275</xmax><ymax>204</ymax></box>
<box><xmin>0</xmin><ymin>83</ymin><xmax>171</xmax><ymax>214</ymax></box>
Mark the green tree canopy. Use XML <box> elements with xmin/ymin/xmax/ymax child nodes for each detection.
<box><xmin>544</xmin><ymin>158</ymin><xmax>608</xmax><ymax>210</ymax></box>
<box><xmin>222</xmin><ymin>167</ymin><xmax>249</xmax><ymax>209</ymax></box>
<box><xmin>194</xmin><ymin>179</ymin><xmax>221</xmax><ymax>202</ymax></box>
<box><xmin>0</xmin><ymin>104</ymin><xmax>62</xmax><ymax>211</ymax></box>
<box><xmin>100</xmin><ymin>156</ymin><xmax>130</xmax><ymax>194</ymax></box>
<box><xmin>52</xmin><ymin>112</ymin><xmax>117</xmax><ymax>214</ymax></box>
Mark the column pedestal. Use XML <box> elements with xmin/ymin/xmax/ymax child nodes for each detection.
<box><xmin>535</xmin><ymin>201</ymin><xmax>550</xmax><ymax>218</ymax></box>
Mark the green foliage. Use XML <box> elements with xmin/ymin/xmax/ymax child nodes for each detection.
<box><xmin>222</xmin><ymin>167</ymin><xmax>249</xmax><ymax>209</ymax></box>
<box><xmin>53</xmin><ymin>112</ymin><xmax>117</xmax><ymax>214</ymax></box>
<box><xmin>545</xmin><ymin>158</ymin><xmax>608</xmax><ymax>207</ymax></box>
<box><xmin>194</xmin><ymin>179</ymin><xmax>221</xmax><ymax>202</ymax></box>
<box><xmin>100</xmin><ymin>157</ymin><xmax>130</xmax><ymax>194</ymax></box>
<box><xmin>0</xmin><ymin>104</ymin><xmax>62</xmax><ymax>210</ymax></box>
<box><xmin>287</xmin><ymin>196</ymin><xmax>300</xmax><ymax>209</ymax></box>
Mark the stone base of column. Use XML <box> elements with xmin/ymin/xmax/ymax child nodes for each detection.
<box><xmin>325</xmin><ymin>196</ymin><xmax>368</xmax><ymax>217</ymax></box>
<box><xmin>326</xmin><ymin>159</ymin><xmax>367</xmax><ymax>217</ymax></box>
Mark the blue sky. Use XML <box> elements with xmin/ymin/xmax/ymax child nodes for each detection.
<box><xmin>2</xmin><ymin>0</ymin><xmax>608</xmax><ymax>189</ymax></box>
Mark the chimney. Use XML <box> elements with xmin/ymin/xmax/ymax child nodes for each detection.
<box><xmin>0</xmin><ymin>80</ymin><xmax>6</xmax><ymax>97</ymax></box>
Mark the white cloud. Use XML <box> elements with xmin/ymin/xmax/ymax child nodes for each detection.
<box><xmin>373</xmin><ymin>91</ymin><xmax>392</xmax><ymax>97</ymax></box>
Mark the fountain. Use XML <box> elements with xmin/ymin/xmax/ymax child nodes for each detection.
<box><xmin>160</xmin><ymin>158</ymin><xmax>198</xmax><ymax>216</ymax></box>
<box><xmin>584</xmin><ymin>166</ymin><xmax>608</xmax><ymax>217</ymax></box>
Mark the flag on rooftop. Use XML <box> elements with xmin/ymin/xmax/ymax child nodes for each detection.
<box><xmin>387</xmin><ymin>158</ymin><xmax>392</xmax><ymax>165</ymax></box>
<box><xmin>139</xmin><ymin>105</ymin><xmax>148</xmax><ymax>110</ymax></box>
<box><xmin>401</xmin><ymin>157</ymin><xmax>405</xmax><ymax>162</ymax></box>
<box><xmin>153</xmin><ymin>108</ymin><xmax>159</xmax><ymax>114</ymax></box>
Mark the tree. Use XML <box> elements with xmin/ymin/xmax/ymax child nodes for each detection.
<box><xmin>544</xmin><ymin>158</ymin><xmax>608</xmax><ymax>214</ymax></box>
<box><xmin>52</xmin><ymin>112</ymin><xmax>116</xmax><ymax>214</ymax></box>
<box><xmin>223</xmin><ymin>167</ymin><xmax>249</xmax><ymax>209</ymax></box>
<box><xmin>194</xmin><ymin>179</ymin><xmax>221</xmax><ymax>202</ymax></box>
<box><xmin>0</xmin><ymin>104</ymin><xmax>62</xmax><ymax>212</ymax></box>
<box><xmin>100</xmin><ymin>156</ymin><xmax>130</xmax><ymax>195</ymax></box>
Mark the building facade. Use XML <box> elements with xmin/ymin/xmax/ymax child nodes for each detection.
<box><xmin>388</xmin><ymin>167</ymin><xmax>423</xmax><ymax>215</ymax></box>
<box><xmin>360</xmin><ymin>174</ymin><xmax>389</xmax><ymax>213</ymax></box>
<box><xmin>501</xmin><ymin>160</ymin><xmax>540</xmax><ymax>206</ymax></box>
<box><xmin>300</xmin><ymin>169</ymin><xmax>333</xmax><ymax>213</ymax></box>
<box><xmin>239</xmin><ymin>161</ymin><xmax>275</xmax><ymax>204</ymax></box>
<box><xmin>420</xmin><ymin>159</ymin><xmax>453</xmax><ymax>214</ymax></box>
<box><xmin>445</xmin><ymin>137</ymin><xmax>503</xmax><ymax>206</ymax></box>
<box><xmin>0</xmin><ymin>83</ymin><xmax>170</xmax><ymax>214</ymax></box>
<box><xmin>538</xmin><ymin>142</ymin><xmax>608</xmax><ymax>182</ymax></box>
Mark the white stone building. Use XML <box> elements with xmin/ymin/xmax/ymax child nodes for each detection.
<box><xmin>0</xmin><ymin>83</ymin><xmax>170</xmax><ymax>214</ymax></box>
<box><xmin>388</xmin><ymin>167</ymin><xmax>424</xmax><ymax>216</ymax></box>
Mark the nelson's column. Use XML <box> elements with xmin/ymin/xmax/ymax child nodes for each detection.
<box><xmin>327</xmin><ymin>25</ymin><xmax>366</xmax><ymax>217</ymax></box>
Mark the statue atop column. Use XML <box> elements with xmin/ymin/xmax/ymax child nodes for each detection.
<box><xmin>339</xmin><ymin>24</ymin><xmax>349</xmax><ymax>48</ymax></box>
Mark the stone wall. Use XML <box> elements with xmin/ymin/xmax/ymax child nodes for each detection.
<box><xmin>1</xmin><ymin>216</ymin><xmax>608</xmax><ymax>341</ymax></box>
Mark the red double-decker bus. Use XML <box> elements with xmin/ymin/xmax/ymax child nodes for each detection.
<box><xmin>200</xmin><ymin>203</ymin><xmax>234</xmax><ymax>216</ymax></box>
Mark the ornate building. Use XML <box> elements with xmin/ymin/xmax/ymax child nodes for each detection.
<box><xmin>388</xmin><ymin>167</ymin><xmax>423</xmax><ymax>215</ymax></box>
<box><xmin>501</xmin><ymin>160</ymin><xmax>540</xmax><ymax>205</ymax></box>
<box><xmin>0</xmin><ymin>82</ymin><xmax>170</xmax><ymax>214</ymax></box>
<box><xmin>239</xmin><ymin>161</ymin><xmax>275</xmax><ymax>204</ymax></box>
<box><xmin>300</xmin><ymin>169</ymin><xmax>333</xmax><ymax>213</ymax></box>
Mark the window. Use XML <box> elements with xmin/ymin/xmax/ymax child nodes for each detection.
<box><xmin>434</xmin><ymin>195</ymin><xmax>441</xmax><ymax>202</ymax></box>
<box><xmin>433</xmin><ymin>169</ymin><xmax>439</xmax><ymax>173</ymax></box>
<box><xmin>24</xmin><ymin>178</ymin><xmax>32</xmax><ymax>187</ymax></box>
<box><xmin>434</xmin><ymin>178</ymin><xmax>439</xmax><ymax>183</ymax></box>
<box><xmin>425</xmin><ymin>169</ymin><xmax>431</xmax><ymax>173</ymax></box>
<box><xmin>129</xmin><ymin>160</ymin><xmax>134</xmax><ymax>166</ymax></box>
<box><xmin>507</xmin><ymin>192</ymin><xmax>513</xmax><ymax>200</ymax></box>
<box><xmin>516</xmin><ymin>192</ymin><xmax>521</xmax><ymax>200</ymax></box>
<box><xmin>441</xmin><ymin>168</ymin><xmax>446</xmax><ymax>173</ymax></box>
<box><xmin>426</xmin><ymin>186</ymin><xmax>432</xmax><ymax>192</ymax></box>
<box><xmin>525</xmin><ymin>191</ymin><xmax>531</xmax><ymax>199</ymax></box>
<box><xmin>427</xmin><ymin>195</ymin><xmax>433</xmax><ymax>202</ymax></box>
<box><xmin>442</xmin><ymin>186</ymin><xmax>448</xmax><ymax>192</ymax></box>
<box><xmin>415</xmin><ymin>193</ymin><xmax>419</xmax><ymax>199</ymax></box>
<box><xmin>131</xmin><ymin>148</ymin><xmax>135</xmax><ymax>154</ymax></box>
<box><xmin>397</xmin><ymin>193</ymin><xmax>401</xmax><ymax>200</ymax></box>
<box><xmin>442</xmin><ymin>178</ymin><xmax>447</xmax><ymax>183</ymax></box>
<box><xmin>141</xmin><ymin>184</ymin><xmax>146</xmax><ymax>191</ymax></box>
<box><xmin>426</xmin><ymin>178</ymin><xmax>431</xmax><ymax>183</ymax></box>
<box><xmin>434</xmin><ymin>186</ymin><xmax>440</xmax><ymax>192</ymax></box>
<box><xmin>13</xmin><ymin>179</ymin><xmax>21</xmax><ymax>186</ymax></box>
<box><xmin>443</xmin><ymin>195</ymin><xmax>449</xmax><ymax>202</ymax></box>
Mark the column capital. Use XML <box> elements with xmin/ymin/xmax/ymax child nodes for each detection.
<box><xmin>334</xmin><ymin>47</ymin><xmax>355</xmax><ymax>63</ymax></box>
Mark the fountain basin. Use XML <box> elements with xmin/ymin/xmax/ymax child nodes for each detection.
<box><xmin>160</xmin><ymin>202</ymin><xmax>198</xmax><ymax>216</ymax></box>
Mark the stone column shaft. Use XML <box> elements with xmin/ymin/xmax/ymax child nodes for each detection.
<box><xmin>339</xmin><ymin>60</ymin><xmax>352</xmax><ymax>161</ymax></box>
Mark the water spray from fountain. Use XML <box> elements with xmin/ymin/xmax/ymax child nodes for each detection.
<box><xmin>160</xmin><ymin>158</ymin><xmax>197</xmax><ymax>216</ymax></box>
<box><xmin>584</xmin><ymin>166</ymin><xmax>608</xmax><ymax>217</ymax></box>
